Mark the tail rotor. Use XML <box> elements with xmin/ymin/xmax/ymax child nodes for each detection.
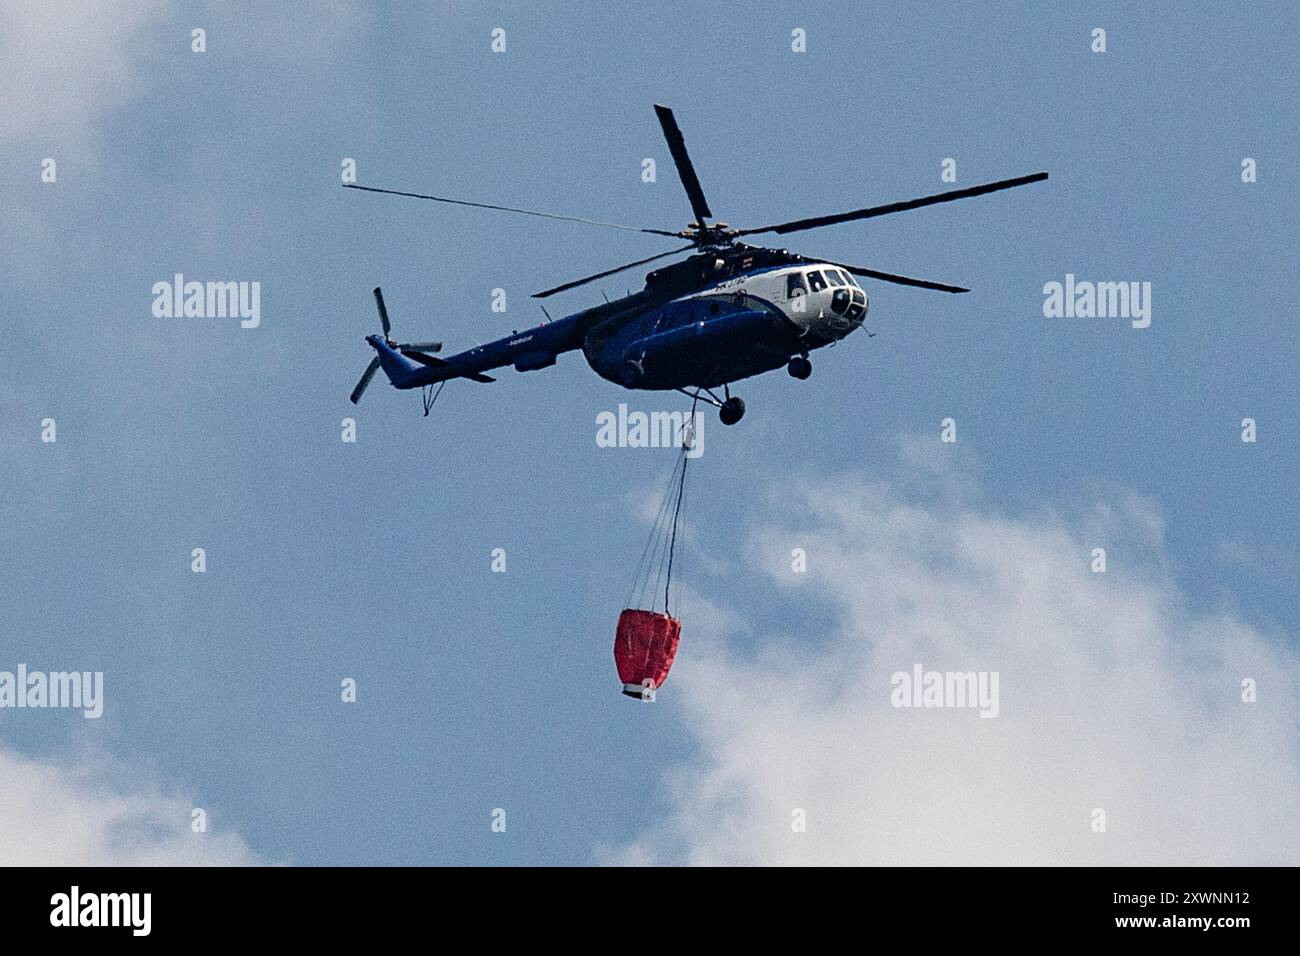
<box><xmin>349</xmin><ymin>287</ymin><xmax>442</xmax><ymax>404</ymax></box>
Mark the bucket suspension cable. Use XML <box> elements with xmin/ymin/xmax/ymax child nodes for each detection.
<box><xmin>624</xmin><ymin>448</ymin><xmax>682</xmax><ymax>612</ymax></box>
<box><xmin>628</xmin><ymin>445</ymin><xmax>690</xmax><ymax>615</ymax></box>
<box><xmin>662</xmin><ymin>443</ymin><xmax>689</xmax><ymax>613</ymax></box>
<box><xmin>625</xmin><ymin>404</ymin><xmax>695</xmax><ymax>616</ymax></box>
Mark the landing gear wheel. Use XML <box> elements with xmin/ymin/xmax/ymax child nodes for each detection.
<box><xmin>788</xmin><ymin>356</ymin><xmax>812</xmax><ymax>380</ymax></box>
<box><xmin>719</xmin><ymin>396</ymin><xmax>746</xmax><ymax>426</ymax></box>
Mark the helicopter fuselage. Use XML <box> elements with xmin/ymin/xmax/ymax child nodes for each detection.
<box><xmin>582</xmin><ymin>261</ymin><xmax>869</xmax><ymax>390</ymax></box>
<box><xmin>373</xmin><ymin>255</ymin><xmax>869</xmax><ymax>395</ymax></box>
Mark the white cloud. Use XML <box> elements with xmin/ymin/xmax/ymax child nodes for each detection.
<box><xmin>0</xmin><ymin>745</ymin><xmax>264</xmax><ymax>865</ymax></box>
<box><xmin>0</xmin><ymin>1</ymin><xmax>366</xmax><ymax>151</ymax></box>
<box><xmin>607</xmin><ymin>443</ymin><xmax>1300</xmax><ymax>865</ymax></box>
<box><xmin>0</xmin><ymin>0</ymin><xmax>171</xmax><ymax>149</ymax></box>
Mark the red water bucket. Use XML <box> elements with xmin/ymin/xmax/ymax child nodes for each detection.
<box><xmin>614</xmin><ymin>608</ymin><xmax>681</xmax><ymax>700</ymax></box>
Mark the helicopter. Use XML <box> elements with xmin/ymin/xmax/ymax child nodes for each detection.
<box><xmin>345</xmin><ymin>105</ymin><xmax>1047</xmax><ymax>425</ymax></box>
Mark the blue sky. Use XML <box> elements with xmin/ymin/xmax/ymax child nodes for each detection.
<box><xmin>2</xmin><ymin>2</ymin><xmax>1297</xmax><ymax>865</ymax></box>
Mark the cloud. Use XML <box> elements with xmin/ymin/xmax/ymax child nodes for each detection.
<box><xmin>606</xmin><ymin>442</ymin><xmax>1300</xmax><ymax>865</ymax></box>
<box><xmin>0</xmin><ymin>745</ymin><xmax>264</xmax><ymax>865</ymax></box>
<box><xmin>0</xmin><ymin>1</ymin><xmax>367</xmax><ymax>152</ymax></box>
<box><xmin>0</xmin><ymin>0</ymin><xmax>171</xmax><ymax>150</ymax></box>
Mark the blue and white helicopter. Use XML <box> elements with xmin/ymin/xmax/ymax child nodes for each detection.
<box><xmin>346</xmin><ymin>105</ymin><xmax>1047</xmax><ymax>424</ymax></box>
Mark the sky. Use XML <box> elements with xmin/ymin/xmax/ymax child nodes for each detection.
<box><xmin>1</xmin><ymin>1</ymin><xmax>1297</xmax><ymax>865</ymax></box>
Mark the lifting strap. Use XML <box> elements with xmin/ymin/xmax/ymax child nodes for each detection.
<box><xmin>625</xmin><ymin>407</ymin><xmax>696</xmax><ymax>617</ymax></box>
<box><xmin>663</xmin><ymin>447</ymin><xmax>689</xmax><ymax>610</ymax></box>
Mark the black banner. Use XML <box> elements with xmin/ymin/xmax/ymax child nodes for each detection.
<box><xmin>0</xmin><ymin>866</ymin><xmax>1285</xmax><ymax>943</ymax></box>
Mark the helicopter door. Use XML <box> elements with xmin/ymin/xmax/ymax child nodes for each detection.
<box><xmin>785</xmin><ymin>271</ymin><xmax>808</xmax><ymax>316</ymax></box>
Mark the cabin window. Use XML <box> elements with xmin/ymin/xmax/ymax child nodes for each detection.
<box><xmin>786</xmin><ymin>272</ymin><xmax>807</xmax><ymax>297</ymax></box>
<box><xmin>806</xmin><ymin>270</ymin><xmax>827</xmax><ymax>292</ymax></box>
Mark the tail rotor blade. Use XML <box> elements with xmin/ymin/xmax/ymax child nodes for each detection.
<box><xmin>350</xmin><ymin>357</ymin><xmax>381</xmax><ymax>404</ymax></box>
<box><xmin>373</xmin><ymin>287</ymin><xmax>391</xmax><ymax>337</ymax></box>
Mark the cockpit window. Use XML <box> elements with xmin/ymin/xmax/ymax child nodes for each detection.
<box><xmin>826</xmin><ymin>269</ymin><xmax>846</xmax><ymax>287</ymax></box>
<box><xmin>806</xmin><ymin>270</ymin><xmax>827</xmax><ymax>292</ymax></box>
<box><xmin>786</xmin><ymin>272</ymin><xmax>807</xmax><ymax>297</ymax></box>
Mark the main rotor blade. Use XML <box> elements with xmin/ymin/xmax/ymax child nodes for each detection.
<box><xmin>738</xmin><ymin>172</ymin><xmax>1049</xmax><ymax>237</ymax></box>
<box><xmin>344</xmin><ymin>184</ymin><xmax>679</xmax><ymax>237</ymax></box>
<box><xmin>532</xmin><ymin>244</ymin><xmax>696</xmax><ymax>299</ymax></box>
<box><xmin>373</xmin><ymin>287</ymin><xmax>391</xmax><ymax>337</ymax></box>
<box><xmin>654</xmin><ymin>105</ymin><xmax>713</xmax><ymax>224</ymax></box>
<box><xmin>401</xmin><ymin>340</ymin><xmax>443</xmax><ymax>353</ymax></box>
<box><xmin>824</xmin><ymin>259</ymin><xmax>969</xmax><ymax>294</ymax></box>
<box><xmin>350</xmin><ymin>357</ymin><xmax>380</xmax><ymax>404</ymax></box>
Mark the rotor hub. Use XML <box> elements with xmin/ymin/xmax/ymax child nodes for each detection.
<box><xmin>681</xmin><ymin>224</ymin><xmax>739</xmax><ymax>247</ymax></box>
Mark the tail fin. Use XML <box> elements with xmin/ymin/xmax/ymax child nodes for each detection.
<box><xmin>366</xmin><ymin>334</ymin><xmax>421</xmax><ymax>387</ymax></box>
